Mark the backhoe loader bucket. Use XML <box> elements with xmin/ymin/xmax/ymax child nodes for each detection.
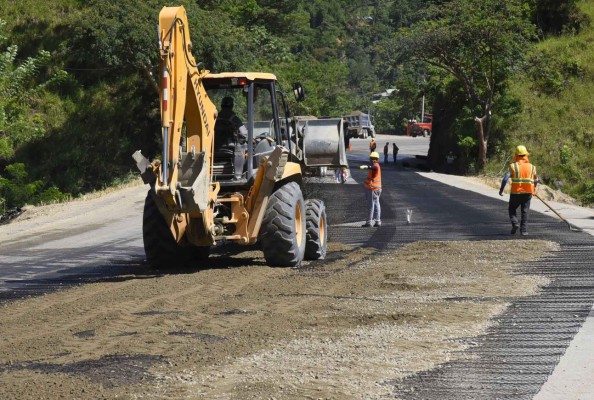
<box><xmin>297</xmin><ymin>118</ymin><xmax>348</xmax><ymax>170</ymax></box>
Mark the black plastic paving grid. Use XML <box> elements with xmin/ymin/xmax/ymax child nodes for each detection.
<box><xmin>305</xmin><ymin>165</ymin><xmax>594</xmax><ymax>400</ymax></box>
<box><xmin>0</xmin><ymin>253</ymin><xmax>147</xmax><ymax>302</ymax></box>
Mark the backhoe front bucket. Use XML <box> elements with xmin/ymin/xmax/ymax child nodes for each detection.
<box><xmin>297</xmin><ymin>118</ymin><xmax>348</xmax><ymax>169</ymax></box>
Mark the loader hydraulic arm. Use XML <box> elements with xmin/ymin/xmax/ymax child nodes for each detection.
<box><xmin>156</xmin><ymin>6</ymin><xmax>218</xmax><ymax>212</ymax></box>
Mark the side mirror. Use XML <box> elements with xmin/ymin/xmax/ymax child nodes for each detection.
<box><xmin>293</xmin><ymin>83</ymin><xmax>305</xmax><ymax>102</ymax></box>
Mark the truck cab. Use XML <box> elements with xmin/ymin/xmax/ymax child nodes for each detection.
<box><xmin>407</xmin><ymin>114</ymin><xmax>432</xmax><ymax>137</ymax></box>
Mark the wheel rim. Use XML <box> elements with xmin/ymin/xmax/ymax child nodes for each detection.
<box><xmin>295</xmin><ymin>201</ymin><xmax>303</xmax><ymax>246</ymax></box>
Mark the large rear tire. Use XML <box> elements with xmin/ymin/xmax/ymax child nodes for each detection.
<box><xmin>260</xmin><ymin>182</ymin><xmax>306</xmax><ymax>267</ymax></box>
<box><xmin>304</xmin><ymin>199</ymin><xmax>327</xmax><ymax>260</ymax></box>
<box><xmin>143</xmin><ymin>191</ymin><xmax>179</xmax><ymax>269</ymax></box>
<box><xmin>143</xmin><ymin>191</ymin><xmax>210</xmax><ymax>268</ymax></box>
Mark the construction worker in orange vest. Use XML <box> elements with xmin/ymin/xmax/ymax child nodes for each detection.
<box><xmin>360</xmin><ymin>151</ymin><xmax>382</xmax><ymax>227</ymax></box>
<box><xmin>499</xmin><ymin>145</ymin><xmax>538</xmax><ymax>236</ymax></box>
<box><xmin>369</xmin><ymin>138</ymin><xmax>376</xmax><ymax>152</ymax></box>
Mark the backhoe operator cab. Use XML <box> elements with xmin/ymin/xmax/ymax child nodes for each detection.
<box><xmin>203</xmin><ymin>73</ymin><xmax>297</xmax><ymax>185</ymax></box>
<box><xmin>133</xmin><ymin>6</ymin><xmax>335</xmax><ymax>269</ymax></box>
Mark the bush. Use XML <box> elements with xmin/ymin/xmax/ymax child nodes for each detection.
<box><xmin>576</xmin><ymin>181</ymin><xmax>594</xmax><ymax>205</ymax></box>
<box><xmin>560</xmin><ymin>144</ymin><xmax>572</xmax><ymax>166</ymax></box>
<box><xmin>0</xmin><ymin>163</ymin><xmax>68</xmax><ymax>209</ymax></box>
<box><xmin>35</xmin><ymin>186</ymin><xmax>70</xmax><ymax>205</ymax></box>
<box><xmin>0</xmin><ymin>163</ymin><xmax>41</xmax><ymax>208</ymax></box>
<box><xmin>457</xmin><ymin>135</ymin><xmax>478</xmax><ymax>174</ymax></box>
<box><xmin>526</xmin><ymin>50</ymin><xmax>584</xmax><ymax>95</ymax></box>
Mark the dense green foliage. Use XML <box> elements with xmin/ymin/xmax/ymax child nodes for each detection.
<box><xmin>0</xmin><ymin>18</ymin><xmax>70</xmax><ymax>208</ymax></box>
<box><xmin>0</xmin><ymin>163</ymin><xmax>68</xmax><ymax>210</ymax></box>
<box><xmin>0</xmin><ymin>0</ymin><xmax>593</xmax><ymax>210</ymax></box>
<box><xmin>485</xmin><ymin>1</ymin><xmax>594</xmax><ymax>202</ymax></box>
<box><xmin>395</xmin><ymin>0</ymin><xmax>535</xmax><ymax>167</ymax></box>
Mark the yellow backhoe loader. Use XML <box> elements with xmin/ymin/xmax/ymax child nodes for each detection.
<box><xmin>133</xmin><ymin>6</ymin><xmax>347</xmax><ymax>268</ymax></box>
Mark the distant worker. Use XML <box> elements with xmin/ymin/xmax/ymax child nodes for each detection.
<box><xmin>360</xmin><ymin>152</ymin><xmax>382</xmax><ymax>227</ymax></box>
<box><xmin>383</xmin><ymin>142</ymin><xmax>389</xmax><ymax>163</ymax></box>
<box><xmin>369</xmin><ymin>138</ymin><xmax>376</xmax><ymax>152</ymax></box>
<box><xmin>392</xmin><ymin>143</ymin><xmax>399</xmax><ymax>164</ymax></box>
<box><xmin>215</xmin><ymin>96</ymin><xmax>248</xmax><ymax>146</ymax></box>
<box><xmin>499</xmin><ymin>145</ymin><xmax>538</xmax><ymax>236</ymax></box>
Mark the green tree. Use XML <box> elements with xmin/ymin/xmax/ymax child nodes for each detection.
<box><xmin>0</xmin><ymin>19</ymin><xmax>68</xmax><ymax>162</ymax></box>
<box><xmin>530</xmin><ymin>0</ymin><xmax>587</xmax><ymax>36</ymax></box>
<box><xmin>395</xmin><ymin>0</ymin><xmax>534</xmax><ymax>168</ymax></box>
<box><xmin>0</xmin><ymin>18</ymin><xmax>70</xmax><ymax>210</ymax></box>
<box><xmin>371</xmin><ymin>95</ymin><xmax>402</xmax><ymax>133</ymax></box>
<box><xmin>0</xmin><ymin>0</ymin><xmax>436</xmax><ymax>199</ymax></box>
<box><xmin>276</xmin><ymin>58</ymin><xmax>354</xmax><ymax>117</ymax></box>
<box><xmin>0</xmin><ymin>163</ymin><xmax>40</xmax><ymax>208</ymax></box>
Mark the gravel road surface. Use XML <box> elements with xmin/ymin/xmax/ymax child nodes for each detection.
<box><xmin>1</xmin><ymin>135</ymin><xmax>593</xmax><ymax>399</ymax></box>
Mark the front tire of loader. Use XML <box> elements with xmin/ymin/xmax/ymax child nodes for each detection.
<box><xmin>304</xmin><ymin>199</ymin><xmax>327</xmax><ymax>260</ymax></box>
<box><xmin>260</xmin><ymin>181</ymin><xmax>306</xmax><ymax>267</ymax></box>
<box><xmin>143</xmin><ymin>191</ymin><xmax>178</xmax><ymax>269</ymax></box>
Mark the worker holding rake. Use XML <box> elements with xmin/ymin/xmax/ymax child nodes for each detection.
<box><xmin>499</xmin><ymin>145</ymin><xmax>538</xmax><ymax>236</ymax></box>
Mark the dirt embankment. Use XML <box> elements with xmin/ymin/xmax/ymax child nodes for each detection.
<box><xmin>470</xmin><ymin>175</ymin><xmax>577</xmax><ymax>204</ymax></box>
<box><xmin>0</xmin><ymin>239</ymin><xmax>556</xmax><ymax>399</ymax></box>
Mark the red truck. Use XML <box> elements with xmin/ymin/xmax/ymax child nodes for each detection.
<box><xmin>407</xmin><ymin>114</ymin><xmax>432</xmax><ymax>137</ymax></box>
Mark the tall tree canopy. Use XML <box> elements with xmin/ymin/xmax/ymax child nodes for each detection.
<box><xmin>0</xmin><ymin>0</ymin><xmax>592</xmax><ymax>210</ymax></box>
<box><xmin>395</xmin><ymin>0</ymin><xmax>534</xmax><ymax>167</ymax></box>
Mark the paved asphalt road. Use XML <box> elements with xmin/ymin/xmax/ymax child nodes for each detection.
<box><xmin>1</xmin><ymin>134</ymin><xmax>594</xmax><ymax>399</ymax></box>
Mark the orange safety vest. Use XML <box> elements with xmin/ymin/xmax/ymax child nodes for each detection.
<box><xmin>509</xmin><ymin>158</ymin><xmax>536</xmax><ymax>194</ymax></box>
<box><xmin>364</xmin><ymin>162</ymin><xmax>382</xmax><ymax>191</ymax></box>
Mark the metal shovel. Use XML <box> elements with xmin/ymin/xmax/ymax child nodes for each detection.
<box><xmin>534</xmin><ymin>193</ymin><xmax>582</xmax><ymax>232</ymax></box>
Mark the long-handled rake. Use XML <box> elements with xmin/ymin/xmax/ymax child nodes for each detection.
<box><xmin>534</xmin><ymin>193</ymin><xmax>582</xmax><ymax>232</ymax></box>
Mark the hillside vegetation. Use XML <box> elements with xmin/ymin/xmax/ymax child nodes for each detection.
<box><xmin>487</xmin><ymin>2</ymin><xmax>594</xmax><ymax>201</ymax></box>
<box><xmin>0</xmin><ymin>0</ymin><xmax>592</xmax><ymax>211</ymax></box>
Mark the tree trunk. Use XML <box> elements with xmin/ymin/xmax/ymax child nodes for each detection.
<box><xmin>474</xmin><ymin>114</ymin><xmax>488</xmax><ymax>169</ymax></box>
